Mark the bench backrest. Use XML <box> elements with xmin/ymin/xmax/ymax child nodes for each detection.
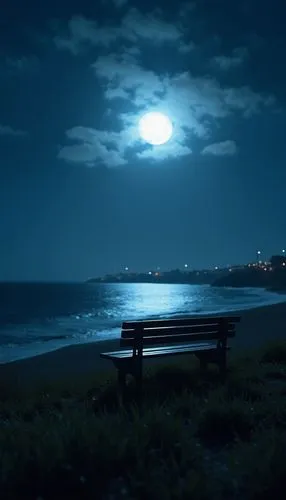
<box><xmin>120</xmin><ymin>316</ymin><xmax>240</xmax><ymax>355</ymax></box>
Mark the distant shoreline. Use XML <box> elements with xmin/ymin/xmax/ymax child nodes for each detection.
<box><xmin>86</xmin><ymin>279</ymin><xmax>215</xmax><ymax>285</ymax></box>
<box><xmin>86</xmin><ymin>279</ymin><xmax>286</xmax><ymax>292</ymax></box>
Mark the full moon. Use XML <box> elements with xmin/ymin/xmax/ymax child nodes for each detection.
<box><xmin>139</xmin><ymin>112</ymin><xmax>173</xmax><ymax>146</ymax></box>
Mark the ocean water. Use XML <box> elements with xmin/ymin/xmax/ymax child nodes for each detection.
<box><xmin>1</xmin><ymin>282</ymin><xmax>286</xmax><ymax>364</ymax></box>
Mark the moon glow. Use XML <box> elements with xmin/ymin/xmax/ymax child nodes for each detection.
<box><xmin>139</xmin><ymin>112</ymin><xmax>173</xmax><ymax>146</ymax></box>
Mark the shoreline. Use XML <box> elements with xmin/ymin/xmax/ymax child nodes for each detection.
<box><xmin>1</xmin><ymin>287</ymin><xmax>286</xmax><ymax>367</ymax></box>
<box><xmin>1</xmin><ymin>301</ymin><xmax>286</xmax><ymax>386</ymax></box>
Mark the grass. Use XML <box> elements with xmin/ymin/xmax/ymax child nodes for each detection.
<box><xmin>1</xmin><ymin>344</ymin><xmax>286</xmax><ymax>499</ymax></box>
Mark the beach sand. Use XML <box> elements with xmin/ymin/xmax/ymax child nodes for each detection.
<box><xmin>1</xmin><ymin>301</ymin><xmax>286</xmax><ymax>387</ymax></box>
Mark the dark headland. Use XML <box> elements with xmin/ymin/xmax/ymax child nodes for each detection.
<box><xmin>86</xmin><ymin>254</ymin><xmax>286</xmax><ymax>291</ymax></box>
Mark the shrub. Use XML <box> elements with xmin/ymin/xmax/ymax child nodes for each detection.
<box><xmin>197</xmin><ymin>395</ymin><xmax>254</xmax><ymax>447</ymax></box>
<box><xmin>228</xmin><ymin>429</ymin><xmax>286</xmax><ymax>500</ymax></box>
<box><xmin>2</xmin><ymin>343</ymin><xmax>286</xmax><ymax>498</ymax></box>
<box><xmin>260</xmin><ymin>341</ymin><xmax>286</xmax><ymax>364</ymax></box>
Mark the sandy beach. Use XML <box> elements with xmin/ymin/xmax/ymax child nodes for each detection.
<box><xmin>1</xmin><ymin>301</ymin><xmax>286</xmax><ymax>386</ymax></box>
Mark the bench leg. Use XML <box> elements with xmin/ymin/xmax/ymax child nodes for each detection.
<box><xmin>115</xmin><ymin>358</ymin><xmax>143</xmax><ymax>403</ymax></box>
<box><xmin>114</xmin><ymin>358</ymin><xmax>142</xmax><ymax>405</ymax></box>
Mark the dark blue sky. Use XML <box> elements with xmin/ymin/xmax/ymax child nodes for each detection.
<box><xmin>1</xmin><ymin>0</ymin><xmax>286</xmax><ymax>281</ymax></box>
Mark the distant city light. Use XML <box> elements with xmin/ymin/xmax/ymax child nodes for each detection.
<box><xmin>125</xmin><ymin>267</ymin><xmax>129</xmax><ymax>271</ymax></box>
<box><xmin>184</xmin><ymin>264</ymin><xmax>188</xmax><ymax>268</ymax></box>
<box><xmin>148</xmin><ymin>271</ymin><xmax>152</xmax><ymax>275</ymax></box>
<box><xmin>215</xmin><ymin>266</ymin><xmax>218</xmax><ymax>270</ymax></box>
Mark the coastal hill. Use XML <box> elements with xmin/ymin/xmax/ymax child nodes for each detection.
<box><xmin>86</xmin><ymin>268</ymin><xmax>230</xmax><ymax>285</ymax></box>
<box><xmin>212</xmin><ymin>255</ymin><xmax>286</xmax><ymax>291</ymax></box>
<box><xmin>87</xmin><ymin>255</ymin><xmax>286</xmax><ymax>290</ymax></box>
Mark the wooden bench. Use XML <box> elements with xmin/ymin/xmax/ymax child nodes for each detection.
<box><xmin>100</xmin><ymin>315</ymin><xmax>240</xmax><ymax>395</ymax></box>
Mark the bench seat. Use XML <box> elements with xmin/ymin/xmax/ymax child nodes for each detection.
<box><xmin>100</xmin><ymin>341</ymin><xmax>217</xmax><ymax>360</ymax></box>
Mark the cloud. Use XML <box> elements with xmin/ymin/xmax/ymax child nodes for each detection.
<box><xmin>58</xmin><ymin>125</ymin><xmax>138</xmax><ymax>167</ymax></box>
<box><xmin>54</xmin><ymin>8</ymin><xmax>182</xmax><ymax>54</ymax></box>
<box><xmin>59</xmin><ymin>51</ymin><xmax>271</xmax><ymax>167</ymax></box>
<box><xmin>179</xmin><ymin>2</ymin><xmax>196</xmax><ymax>17</ymax></box>
<box><xmin>121</xmin><ymin>8</ymin><xmax>181</xmax><ymax>43</ymax></box>
<box><xmin>5</xmin><ymin>56</ymin><xmax>38</xmax><ymax>73</ymax></box>
<box><xmin>58</xmin><ymin>141</ymin><xmax>127</xmax><ymax>167</ymax></box>
<box><xmin>212</xmin><ymin>47</ymin><xmax>248</xmax><ymax>70</ymax></box>
<box><xmin>54</xmin><ymin>17</ymin><xmax>117</xmax><ymax>54</ymax></box>
<box><xmin>224</xmin><ymin>86</ymin><xmax>275</xmax><ymax>117</ymax></box>
<box><xmin>124</xmin><ymin>46</ymin><xmax>141</xmax><ymax>56</ymax></box>
<box><xmin>58</xmin><ymin>117</ymin><xmax>192</xmax><ymax>167</ymax></box>
<box><xmin>101</xmin><ymin>0</ymin><xmax>128</xmax><ymax>7</ymax></box>
<box><xmin>0</xmin><ymin>124</ymin><xmax>28</xmax><ymax>137</ymax></box>
<box><xmin>178</xmin><ymin>41</ymin><xmax>196</xmax><ymax>53</ymax></box>
<box><xmin>93</xmin><ymin>53</ymin><xmax>274</xmax><ymax>130</ymax></box>
<box><xmin>56</xmin><ymin>6</ymin><xmax>276</xmax><ymax>167</ymax></box>
<box><xmin>92</xmin><ymin>52</ymin><xmax>165</xmax><ymax>107</ymax></box>
<box><xmin>201</xmin><ymin>140</ymin><xmax>237</xmax><ymax>156</ymax></box>
<box><xmin>59</xmin><ymin>50</ymin><xmax>273</xmax><ymax>166</ymax></box>
<box><xmin>137</xmin><ymin>142</ymin><xmax>191</xmax><ymax>161</ymax></box>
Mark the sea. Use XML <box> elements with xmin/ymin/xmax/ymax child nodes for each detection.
<box><xmin>1</xmin><ymin>282</ymin><xmax>286</xmax><ymax>364</ymax></box>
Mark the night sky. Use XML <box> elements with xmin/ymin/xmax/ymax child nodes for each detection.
<box><xmin>1</xmin><ymin>0</ymin><xmax>286</xmax><ymax>281</ymax></box>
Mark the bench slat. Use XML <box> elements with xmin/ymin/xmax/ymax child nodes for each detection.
<box><xmin>121</xmin><ymin>323</ymin><xmax>235</xmax><ymax>339</ymax></box>
<box><xmin>100</xmin><ymin>342</ymin><xmax>217</xmax><ymax>360</ymax></box>
<box><xmin>122</xmin><ymin>316</ymin><xmax>240</xmax><ymax>330</ymax></box>
<box><xmin>120</xmin><ymin>330</ymin><xmax>235</xmax><ymax>348</ymax></box>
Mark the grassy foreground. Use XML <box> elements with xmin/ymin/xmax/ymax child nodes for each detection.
<box><xmin>2</xmin><ymin>342</ymin><xmax>286</xmax><ymax>499</ymax></box>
